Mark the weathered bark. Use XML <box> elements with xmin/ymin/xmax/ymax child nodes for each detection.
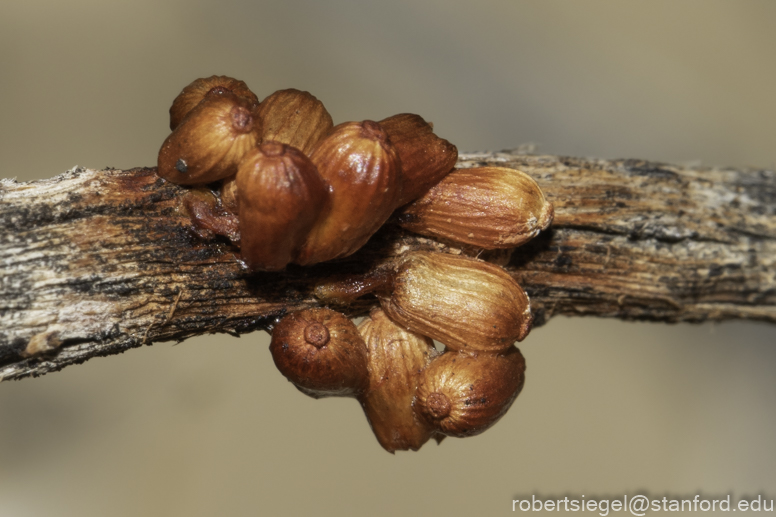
<box><xmin>1</xmin><ymin>151</ymin><xmax>774</xmax><ymax>381</ymax></box>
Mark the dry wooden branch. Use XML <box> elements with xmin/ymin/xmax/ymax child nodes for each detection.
<box><xmin>1</xmin><ymin>151</ymin><xmax>774</xmax><ymax>381</ymax></box>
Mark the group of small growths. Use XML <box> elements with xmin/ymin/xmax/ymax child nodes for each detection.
<box><xmin>157</xmin><ymin>76</ymin><xmax>554</xmax><ymax>452</ymax></box>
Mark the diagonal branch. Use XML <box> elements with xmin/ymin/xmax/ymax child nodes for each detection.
<box><xmin>1</xmin><ymin>151</ymin><xmax>774</xmax><ymax>381</ymax></box>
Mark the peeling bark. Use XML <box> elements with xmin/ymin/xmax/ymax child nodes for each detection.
<box><xmin>1</xmin><ymin>151</ymin><xmax>774</xmax><ymax>381</ymax></box>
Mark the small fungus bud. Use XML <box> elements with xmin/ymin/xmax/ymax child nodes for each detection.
<box><xmin>158</xmin><ymin>93</ymin><xmax>262</xmax><ymax>185</ymax></box>
<box><xmin>256</xmin><ymin>89</ymin><xmax>334</xmax><ymax>155</ymax></box>
<box><xmin>270</xmin><ymin>308</ymin><xmax>369</xmax><ymax>398</ymax></box>
<box><xmin>399</xmin><ymin>166</ymin><xmax>554</xmax><ymax>249</ymax></box>
<box><xmin>236</xmin><ymin>142</ymin><xmax>327</xmax><ymax>271</ymax></box>
<box><xmin>357</xmin><ymin>308</ymin><xmax>440</xmax><ymax>452</ymax></box>
<box><xmin>415</xmin><ymin>346</ymin><xmax>526</xmax><ymax>437</ymax></box>
<box><xmin>378</xmin><ymin>113</ymin><xmax>458</xmax><ymax>206</ymax></box>
<box><xmin>294</xmin><ymin>121</ymin><xmax>403</xmax><ymax>266</ymax></box>
<box><xmin>169</xmin><ymin>75</ymin><xmax>259</xmax><ymax>131</ymax></box>
<box><xmin>179</xmin><ymin>187</ymin><xmax>240</xmax><ymax>243</ymax></box>
<box><xmin>379</xmin><ymin>251</ymin><xmax>533</xmax><ymax>353</ymax></box>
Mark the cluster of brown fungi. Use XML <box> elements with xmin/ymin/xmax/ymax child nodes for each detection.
<box><xmin>157</xmin><ymin>76</ymin><xmax>553</xmax><ymax>452</ymax></box>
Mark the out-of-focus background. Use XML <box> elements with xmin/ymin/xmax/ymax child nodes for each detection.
<box><xmin>1</xmin><ymin>1</ymin><xmax>775</xmax><ymax>516</ymax></box>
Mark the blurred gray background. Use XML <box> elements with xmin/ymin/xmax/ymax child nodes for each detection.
<box><xmin>1</xmin><ymin>1</ymin><xmax>775</xmax><ymax>516</ymax></box>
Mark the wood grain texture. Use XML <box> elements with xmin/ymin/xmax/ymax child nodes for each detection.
<box><xmin>1</xmin><ymin>151</ymin><xmax>774</xmax><ymax>381</ymax></box>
